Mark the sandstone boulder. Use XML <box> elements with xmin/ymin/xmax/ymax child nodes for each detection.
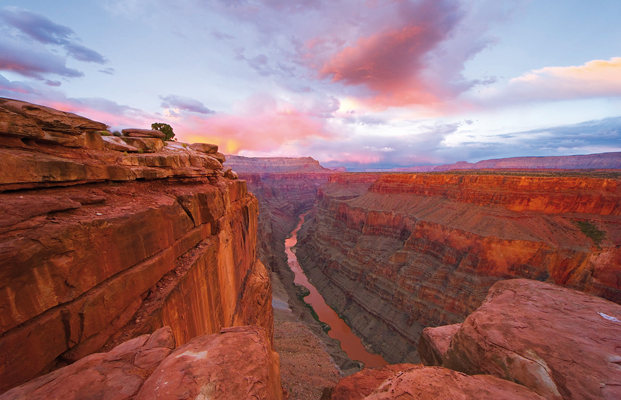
<box><xmin>444</xmin><ymin>279</ymin><xmax>621</xmax><ymax>400</ymax></box>
<box><xmin>120</xmin><ymin>137</ymin><xmax>164</xmax><ymax>152</ymax></box>
<box><xmin>418</xmin><ymin>323</ymin><xmax>461</xmax><ymax>366</ymax></box>
<box><xmin>223</xmin><ymin>167</ymin><xmax>238</xmax><ymax>180</ymax></box>
<box><xmin>213</xmin><ymin>151</ymin><xmax>226</xmax><ymax>163</ymax></box>
<box><xmin>0</xmin><ymin>327</ymin><xmax>175</xmax><ymax>400</ymax></box>
<box><xmin>361</xmin><ymin>367</ymin><xmax>545</xmax><ymax>400</ymax></box>
<box><xmin>121</xmin><ymin>129</ymin><xmax>166</xmax><ymax>139</ymax></box>
<box><xmin>135</xmin><ymin>325</ymin><xmax>283</xmax><ymax>400</ymax></box>
<box><xmin>189</xmin><ymin>142</ymin><xmax>218</xmax><ymax>154</ymax></box>
<box><xmin>102</xmin><ymin>136</ymin><xmax>140</xmax><ymax>152</ymax></box>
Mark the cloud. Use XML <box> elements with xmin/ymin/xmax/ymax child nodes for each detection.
<box><xmin>0</xmin><ymin>73</ymin><xmax>40</xmax><ymax>94</ymax></box>
<box><xmin>160</xmin><ymin>95</ymin><xmax>215</xmax><ymax>115</ymax></box>
<box><xmin>64</xmin><ymin>43</ymin><xmax>107</xmax><ymax>64</ymax></box>
<box><xmin>178</xmin><ymin>94</ymin><xmax>336</xmax><ymax>153</ymax></box>
<box><xmin>0</xmin><ymin>6</ymin><xmax>74</xmax><ymax>45</ymax></box>
<box><xmin>479</xmin><ymin>58</ymin><xmax>621</xmax><ymax>105</ymax></box>
<box><xmin>306</xmin><ymin>0</ymin><xmax>509</xmax><ymax>109</ymax></box>
<box><xmin>0</xmin><ymin>40</ymin><xmax>84</xmax><ymax>79</ymax></box>
<box><xmin>0</xmin><ymin>7</ymin><xmax>107</xmax><ymax>80</ymax></box>
<box><xmin>319</xmin><ymin>0</ymin><xmax>463</xmax><ymax>102</ymax></box>
<box><xmin>99</xmin><ymin>67</ymin><xmax>116</xmax><ymax>75</ymax></box>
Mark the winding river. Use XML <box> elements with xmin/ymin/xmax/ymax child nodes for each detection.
<box><xmin>285</xmin><ymin>212</ymin><xmax>388</xmax><ymax>368</ymax></box>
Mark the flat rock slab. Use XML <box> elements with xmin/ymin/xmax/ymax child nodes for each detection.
<box><xmin>122</xmin><ymin>129</ymin><xmax>166</xmax><ymax>139</ymax></box>
<box><xmin>444</xmin><ymin>279</ymin><xmax>621</xmax><ymax>400</ymax></box>
<box><xmin>0</xmin><ymin>327</ymin><xmax>175</xmax><ymax>400</ymax></box>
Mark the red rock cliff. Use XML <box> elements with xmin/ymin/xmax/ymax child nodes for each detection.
<box><xmin>295</xmin><ymin>172</ymin><xmax>621</xmax><ymax>364</ymax></box>
<box><xmin>0</xmin><ymin>98</ymin><xmax>278</xmax><ymax>393</ymax></box>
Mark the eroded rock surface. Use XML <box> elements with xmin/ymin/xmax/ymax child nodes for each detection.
<box><xmin>0</xmin><ymin>327</ymin><xmax>175</xmax><ymax>400</ymax></box>
<box><xmin>444</xmin><ymin>279</ymin><xmax>621</xmax><ymax>400</ymax></box>
<box><xmin>136</xmin><ymin>326</ymin><xmax>282</xmax><ymax>400</ymax></box>
<box><xmin>2</xmin><ymin>325</ymin><xmax>283</xmax><ymax>400</ymax></box>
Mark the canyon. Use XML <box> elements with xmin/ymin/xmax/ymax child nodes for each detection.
<box><xmin>295</xmin><ymin>171</ymin><xmax>621</xmax><ymax>364</ymax></box>
<box><xmin>1</xmin><ymin>98</ymin><xmax>621</xmax><ymax>400</ymax></box>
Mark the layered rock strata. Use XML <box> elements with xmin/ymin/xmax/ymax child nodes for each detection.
<box><xmin>296</xmin><ymin>172</ymin><xmax>621</xmax><ymax>363</ymax></box>
<box><xmin>0</xmin><ymin>99</ymin><xmax>274</xmax><ymax>393</ymax></box>
<box><xmin>1</xmin><ymin>325</ymin><xmax>283</xmax><ymax>400</ymax></box>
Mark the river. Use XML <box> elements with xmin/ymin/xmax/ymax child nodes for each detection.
<box><xmin>285</xmin><ymin>212</ymin><xmax>388</xmax><ymax>368</ymax></box>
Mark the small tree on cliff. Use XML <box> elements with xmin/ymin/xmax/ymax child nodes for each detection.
<box><xmin>151</xmin><ymin>122</ymin><xmax>175</xmax><ymax>141</ymax></box>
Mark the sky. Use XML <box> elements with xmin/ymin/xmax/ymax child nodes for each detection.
<box><xmin>0</xmin><ymin>0</ymin><xmax>620</xmax><ymax>171</ymax></box>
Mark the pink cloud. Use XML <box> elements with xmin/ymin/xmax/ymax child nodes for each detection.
<box><xmin>475</xmin><ymin>57</ymin><xmax>621</xmax><ymax>106</ymax></box>
<box><xmin>174</xmin><ymin>95</ymin><xmax>337</xmax><ymax>154</ymax></box>
<box><xmin>509</xmin><ymin>57</ymin><xmax>621</xmax><ymax>100</ymax></box>
<box><xmin>315</xmin><ymin>0</ymin><xmax>465</xmax><ymax>108</ymax></box>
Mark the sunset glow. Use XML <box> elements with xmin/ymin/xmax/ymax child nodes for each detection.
<box><xmin>0</xmin><ymin>0</ymin><xmax>619</xmax><ymax>170</ymax></box>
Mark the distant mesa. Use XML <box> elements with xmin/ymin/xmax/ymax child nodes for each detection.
<box><xmin>328</xmin><ymin>166</ymin><xmax>349</xmax><ymax>172</ymax></box>
<box><xmin>383</xmin><ymin>152</ymin><xmax>621</xmax><ymax>172</ymax></box>
<box><xmin>224</xmin><ymin>154</ymin><xmax>333</xmax><ymax>174</ymax></box>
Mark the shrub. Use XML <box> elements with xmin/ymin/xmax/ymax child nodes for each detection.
<box><xmin>151</xmin><ymin>123</ymin><xmax>175</xmax><ymax>141</ymax></box>
<box><xmin>573</xmin><ymin>220</ymin><xmax>606</xmax><ymax>248</ymax></box>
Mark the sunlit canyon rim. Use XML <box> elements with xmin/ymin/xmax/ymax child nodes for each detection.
<box><xmin>1</xmin><ymin>98</ymin><xmax>621</xmax><ymax>399</ymax></box>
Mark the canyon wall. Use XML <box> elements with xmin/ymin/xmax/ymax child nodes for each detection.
<box><xmin>296</xmin><ymin>172</ymin><xmax>621</xmax><ymax>364</ymax></box>
<box><xmin>0</xmin><ymin>99</ymin><xmax>276</xmax><ymax>393</ymax></box>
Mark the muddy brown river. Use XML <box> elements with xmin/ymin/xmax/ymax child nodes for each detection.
<box><xmin>285</xmin><ymin>212</ymin><xmax>387</xmax><ymax>368</ymax></box>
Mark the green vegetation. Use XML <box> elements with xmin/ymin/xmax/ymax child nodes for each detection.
<box><xmin>294</xmin><ymin>283</ymin><xmax>331</xmax><ymax>333</ymax></box>
<box><xmin>573</xmin><ymin>220</ymin><xmax>606</xmax><ymax>248</ymax></box>
<box><xmin>99</xmin><ymin>130</ymin><xmax>112</xmax><ymax>136</ymax></box>
<box><xmin>112</xmin><ymin>131</ymin><xmax>121</xmax><ymax>137</ymax></box>
<box><xmin>151</xmin><ymin>122</ymin><xmax>175</xmax><ymax>141</ymax></box>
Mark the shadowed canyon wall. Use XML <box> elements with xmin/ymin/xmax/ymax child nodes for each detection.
<box><xmin>295</xmin><ymin>172</ymin><xmax>621</xmax><ymax>364</ymax></box>
<box><xmin>0</xmin><ymin>98</ymin><xmax>276</xmax><ymax>393</ymax></box>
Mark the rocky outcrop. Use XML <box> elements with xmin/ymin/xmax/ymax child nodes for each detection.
<box><xmin>331</xmin><ymin>365</ymin><xmax>544</xmax><ymax>400</ymax></box>
<box><xmin>388</xmin><ymin>152</ymin><xmax>621</xmax><ymax>171</ymax></box>
<box><xmin>330</xmin><ymin>364</ymin><xmax>415</xmax><ymax>400</ymax></box>
<box><xmin>442</xmin><ymin>279</ymin><xmax>621</xmax><ymax>400</ymax></box>
<box><xmin>296</xmin><ymin>172</ymin><xmax>621</xmax><ymax>363</ymax></box>
<box><xmin>1</xmin><ymin>325</ymin><xmax>283</xmax><ymax>400</ymax></box>
<box><xmin>417</xmin><ymin>323</ymin><xmax>461</xmax><ymax>367</ymax></box>
<box><xmin>0</xmin><ymin>327</ymin><xmax>175</xmax><ymax>400</ymax></box>
<box><xmin>0</xmin><ymin>99</ymin><xmax>276</xmax><ymax>393</ymax></box>
<box><xmin>137</xmin><ymin>326</ymin><xmax>282</xmax><ymax>400</ymax></box>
